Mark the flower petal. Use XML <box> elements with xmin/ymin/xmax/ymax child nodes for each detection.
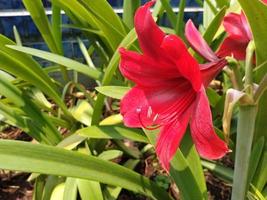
<box><xmin>134</xmin><ymin>1</ymin><xmax>165</xmax><ymax>58</ymax></box>
<box><xmin>161</xmin><ymin>34</ymin><xmax>202</xmax><ymax>91</ymax></box>
<box><xmin>119</xmin><ymin>48</ymin><xmax>179</xmax><ymax>87</ymax></box>
<box><xmin>185</xmin><ymin>20</ymin><xmax>218</xmax><ymax>62</ymax></box>
<box><xmin>200</xmin><ymin>58</ymin><xmax>227</xmax><ymax>87</ymax></box>
<box><xmin>156</xmin><ymin>111</ymin><xmax>191</xmax><ymax>171</ymax></box>
<box><xmin>190</xmin><ymin>87</ymin><xmax>228</xmax><ymax>159</ymax></box>
<box><xmin>121</xmin><ymin>83</ymin><xmax>196</xmax><ymax>128</ymax></box>
<box><xmin>222</xmin><ymin>12</ymin><xmax>251</xmax><ymax>41</ymax></box>
<box><xmin>217</xmin><ymin>37</ymin><xmax>248</xmax><ymax>60</ymax></box>
<box><xmin>120</xmin><ymin>86</ymin><xmax>154</xmax><ymax>128</ymax></box>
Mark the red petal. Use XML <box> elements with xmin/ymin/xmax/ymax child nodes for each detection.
<box><xmin>223</xmin><ymin>12</ymin><xmax>251</xmax><ymax>41</ymax></box>
<box><xmin>240</xmin><ymin>12</ymin><xmax>252</xmax><ymax>39</ymax></box>
<box><xmin>156</xmin><ymin>110</ymin><xmax>192</xmax><ymax>171</ymax></box>
<box><xmin>185</xmin><ymin>20</ymin><xmax>218</xmax><ymax>62</ymax></box>
<box><xmin>119</xmin><ymin>48</ymin><xmax>180</xmax><ymax>87</ymax></box>
<box><xmin>200</xmin><ymin>59</ymin><xmax>228</xmax><ymax>87</ymax></box>
<box><xmin>217</xmin><ymin>37</ymin><xmax>248</xmax><ymax>60</ymax></box>
<box><xmin>134</xmin><ymin>1</ymin><xmax>165</xmax><ymax>58</ymax></box>
<box><xmin>190</xmin><ymin>87</ymin><xmax>228</xmax><ymax>159</ymax></box>
<box><xmin>121</xmin><ymin>82</ymin><xmax>196</xmax><ymax>128</ymax></box>
<box><xmin>120</xmin><ymin>86</ymin><xmax>154</xmax><ymax>128</ymax></box>
<box><xmin>161</xmin><ymin>34</ymin><xmax>202</xmax><ymax>91</ymax></box>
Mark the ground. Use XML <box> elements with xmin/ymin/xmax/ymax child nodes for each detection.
<box><xmin>0</xmin><ymin>127</ymin><xmax>232</xmax><ymax>200</ymax></box>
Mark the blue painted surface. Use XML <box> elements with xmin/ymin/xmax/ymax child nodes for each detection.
<box><xmin>0</xmin><ymin>0</ymin><xmax>202</xmax><ymax>61</ymax></box>
<box><xmin>0</xmin><ymin>0</ymin><xmax>200</xmax><ymax>9</ymax></box>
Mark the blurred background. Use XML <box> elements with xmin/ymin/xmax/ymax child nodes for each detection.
<box><xmin>0</xmin><ymin>0</ymin><xmax>203</xmax><ymax>62</ymax></box>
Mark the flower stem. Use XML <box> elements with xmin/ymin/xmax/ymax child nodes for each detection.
<box><xmin>231</xmin><ymin>105</ymin><xmax>257</xmax><ymax>200</ymax></box>
<box><xmin>245</xmin><ymin>41</ymin><xmax>255</xmax><ymax>97</ymax></box>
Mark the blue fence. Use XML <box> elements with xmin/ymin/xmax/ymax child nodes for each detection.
<box><xmin>0</xmin><ymin>0</ymin><xmax>202</xmax><ymax>61</ymax></box>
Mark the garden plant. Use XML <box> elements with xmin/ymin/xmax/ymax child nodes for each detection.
<box><xmin>0</xmin><ymin>0</ymin><xmax>267</xmax><ymax>199</ymax></box>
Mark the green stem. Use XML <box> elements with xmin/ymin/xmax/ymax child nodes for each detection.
<box><xmin>245</xmin><ymin>41</ymin><xmax>255</xmax><ymax>96</ymax></box>
<box><xmin>159</xmin><ymin>0</ymin><xmax>177</xmax><ymax>28</ymax></box>
<box><xmin>231</xmin><ymin>106</ymin><xmax>257</xmax><ymax>200</ymax></box>
<box><xmin>225</xmin><ymin>57</ymin><xmax>243</xmax><ymax>90</ymax></box>
<box><xmin>205</xmin><ymin>0</ymin><xmax>218</xmax><ymax>15</ymax></box>
<box><xmin>175</xmin><ymin>0</ymin><xmax>186</xmax><ymax>37</ymax></box>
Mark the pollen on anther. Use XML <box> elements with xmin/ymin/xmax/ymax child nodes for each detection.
<box><xmin>147</xmin><ymin>106</ymin><xmax>153</xmax><ymax>118</ymax></box>
<box><xmin>153</xmin><ymin>113</ymin><xmax>159</xmax><ymax>122</ymax></box>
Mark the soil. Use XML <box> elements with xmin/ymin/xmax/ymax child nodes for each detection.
<box><xmin>0</xmin><ymin>127</ymin><xmax>232</xmax><ymax>200</ymax></box>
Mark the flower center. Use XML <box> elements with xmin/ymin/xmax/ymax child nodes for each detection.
<box><xmin>136</xmin><ymin>106</ymin><xmax>162</xmax><ymax>130</ymax></box>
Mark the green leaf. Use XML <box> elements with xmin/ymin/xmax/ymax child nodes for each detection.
<box><xmin>64</xmin><ymin>178</ymin><xmax>77</xmax><ymax>200</ymax></box>
<box><xmin>43</xmin><ymin>176</ymin><xmax>62</xmax><ymax>200</ymax></box>
<box><xmin>7</xmin><ymin>45</ymin><xmax>102</xmax><ymax>80</ymax></box>
<box><xmin>98</xmin><ymin>150</ymin><xmax>123</xmax><ymax>161</ymax></box>
<box><xmin>175</xmin><ymin>0</ymin><xmax>186</xmax><ymax>37</ymax></box>
<box><xmin>144</xmin><ymin>129</ymin><xmax>207</xmax><ymax>200</ymax></box>
<box><xmin>203</xmin><ymin>6</ymin><xmax>227</xmax><ymax>44</ymax></box>
<box><xmin>0</xmin><ymin>73</ymin><xmax>62</xmax><ymax>144</ymax></box>
<box><xmin>51</xmin><ymin>183</ymin><xmax>65</xmax><ymax>200</ymax></box>
<box><xmin>0</xmin><ymin>35</ymin><xmax>70</xmax><ymax>116</ymax></box>
<box><xmin>201</xmin><ymin>160</ymin><xmax>233</xmax><ymax>182</ymax></box>
<box><xmin>123</xmin><ymin>0</ymin><xmax>140</xmax><ymax>29</ymax></box>
<box><xmin>252</xmin><ymin>144</ymin><xmax>267</xmax><ymax>192</ymax></box>
<box><xmin>33</xmin><ymin>175</ymin><xmax>46</xmax><ymax>200</ymax></box>
<box><xmin>238</xmin><ymin>0</ymin><xmax>267</xmax><ymax>70</ymax></box>
<box><xmin>76</xmin><ymin>125</ymin><xmax>149</xmax><ymax>143</ymax></box>
<box><xmin>248</xmin><ymin>184</ymin><xmax>266</xmax><ymax>200</ymax></box>
<box><xmin>248</xmin><ymin>137</ymin><xmax>265</xmax><ymax>186</ymax></box>
<box><xmin>92</xmin><ymin>28</ymin><xmax>137</xmax><ymax>125</ymax></box>
<box><xmin>96</xmin><ymin>86</ymin><xmax>130</xmax><ymax>99</ymax></box>
<box><xmin>238</xmin><ymin>0</ymin><xmax>267</xmax><ymax>143</ymax></box>
<box><xmin>70</xmin><ymin>100</ymin><xmax>93</xmax><ymax>126</ymax></box>
<box><xmin>159</xmin><ymin>0</ymin><xmax>177</xmax><ymax>28</ymax></box>
<box><xmin>77</xmin><ymin>179</ymin><xmax>103</xmax><ymax>200</ymax></box>
<box><xmin>22</xmin><ymin>0</ymin><xmax>60</xmax><ymax>54</ymax></box>
<box><xmin>13</xmin><ymin>26</ymin><xmax>22</xmax><ymax>46</ymax></box>
<box><xmin>206</xmin><ymin>87</ymin><xmax>221</xmax><ymax>107</ymax></box>
<box><xmin>0</xmin><ymin>140</ymin><xmax>172</xmax><ymax>200</ymax></box>
<box><xmin>53</xmin><ymin>0</ymin><xmax>125</xmax><ymax>52</ymax></box>
<box><xmin>52</xmin><ymin>4</ymin><xmax>63</xmax><ymax>54</ymax></box>
<box><xmin>179</xmin><ymin>132</ymin><xmax>208</xmax><ymax>198</ymax></box>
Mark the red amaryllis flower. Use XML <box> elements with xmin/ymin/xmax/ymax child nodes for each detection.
<box><xmin>217</xmin><ymin>12</ymin><xmax>252</xmax><ymax>60</ymax></box>
<box><xmin>119</xmin><ymin>1</ymin><xmax>228</xmax><ymax>170</ymax></box>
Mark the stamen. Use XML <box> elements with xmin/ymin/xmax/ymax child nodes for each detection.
<box><xmin>153</xmin><ymin>113</ymin><xmax>159</xmax><ymax>122</ymax></box>
<box><xmin>136</xmin><ymin>107</ymin><xmax>161</xmax><ymax>130</ymax></box>
<box><xmin>147</xmin><ymin>106</ymin><xmax>153</xmax><ymax>118</ymax></box>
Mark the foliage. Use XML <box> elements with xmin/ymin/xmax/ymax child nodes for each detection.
<box><xmin>0</xmin><ymin>0</ymin><xmax>266</xmax><ymax>200</ymax></box>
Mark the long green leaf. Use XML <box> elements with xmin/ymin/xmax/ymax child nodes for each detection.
<box><xmin>7</xmin><ymin>45</ymin><xmax>102</xmax><ymax>80</ymax></box>
<box><xmin>0</xmin><ymin>140</ymin><xmax>172</xmax><ymax>200</ymax></box>
<box><xmin>123</xmin><ymin>0</ymin><xmax>140</xmax><ymax>29</ymax></box>
<box><xmin>76</xmin><ymin>125</ymin><xmax>148</xmax><ymax>143</ymax></box>
<box><xmin>22</xmin><ymin>0</ymin><xmax>60</xmax><ymax>54</ymax></box>
<box><xmin>203</xmin><ymin>6</ymin><xmax>227</xmax><ymax>44</ymax></box>
<box><xmin>160</xmin><ymin>0</ymin><xmax>177</xmax><ymax>28</ymax></box>
<box><xmin>144</xmin><ymin>129</ymin><xmax>207</xmax><ymax>200</ymax></box>
<box><xmin>96</xmin><ymin>86</ymin><xmax>130</xmax><ymax>99</ymax></box>
<box><xmin>238</xmin><ymin>0</ymin><xmax>267</xmax><ymax>144</ymax></box>
<box><xmin>201</xmin><ymin>160</ymin><xmax>233</xmax><ymax>182</ymax></box>
<box><xmin>0</xmin><ymin>73</ymin><xmax>62</xmax><ymax>144</ymax></box>
<box><xmin>64</xmin><ymin>178</ymin><xmax>78</xmax><ymax>200</ymax></box>
<box><xmin>248</xmin><ymin>137</ymin><xmax>265</xmax><ymax>186</ymax></box>
<box><xmin>0</xmin><ymin>36</ymin><xmax>70</xmax><ymax>116</ymax></box>
<box><xmin>91</xmin><ymin>28</ymin><xmax>137</xmax><ymax>124</ymax></box>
